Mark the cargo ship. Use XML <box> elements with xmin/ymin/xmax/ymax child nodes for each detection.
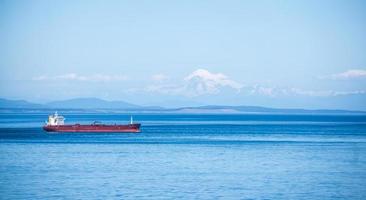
<box><xmin>43</xmin><ymin>112</ymin><xmax>140</xmax><ymax>133</ymax></box>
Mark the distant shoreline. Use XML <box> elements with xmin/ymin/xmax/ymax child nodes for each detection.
<box><xmin>1</xmin><ymin>108</ymin><xmax>365</xmax><ymax>115</ymax></box>
<box><xmin>1</xmin><ymin>97</ymin><xmax>365</xmax><ymax>115</ymax></box>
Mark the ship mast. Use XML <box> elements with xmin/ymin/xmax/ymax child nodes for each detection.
<box><xmin>130</xmin><ymin>116</ymin><xmax>133</xmax><ymax>124</ymax></box>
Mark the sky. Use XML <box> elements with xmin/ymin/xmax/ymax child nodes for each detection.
<box><xmin>1</xmin><ymin>0</ymin><xmax>366</xmax><ymax>110</ymax></box>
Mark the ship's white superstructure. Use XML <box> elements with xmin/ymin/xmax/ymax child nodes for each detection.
<box><xmin>46</xmin><ymin>112</ymin><xmax>65</xmax><ymax>126</ymax></box>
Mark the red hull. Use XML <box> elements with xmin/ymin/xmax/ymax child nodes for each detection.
<box><xmin>43</xmin><ymin>123</ymin><xmax>141</xmax><ymax>133</ymax></box>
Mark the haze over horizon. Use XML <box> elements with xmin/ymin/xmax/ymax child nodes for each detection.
<box><xmin>1</xmin><ymin>0</ymin><xmax>366</xmax><ymax>110</ymax></box>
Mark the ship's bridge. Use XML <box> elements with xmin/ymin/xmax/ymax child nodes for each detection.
<box><xmin>46</xmin><ymin>112</ymin><xmax>65</xmax><ymax>126</ymax></box>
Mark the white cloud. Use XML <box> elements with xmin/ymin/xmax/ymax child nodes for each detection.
<box><xmin>242</xmin><ymin>85</ymin><xmax>366</xmax><ymax>97</ymax></box>
<box><xmin>291</xmin><ymin>88</ymin><xmax>366</xmax><ymax>97</ymax></box>
<box><xmin>248</xmin><ymin>85</ymin><xmax>278</xmax><ymax>97</ymax></box>
<box><xmin>32</xmin><ymin>73</ymin><xmax>128</xmax><ymax>82</ymax></box>
<box><xmin>151</xmin><ymin>74</ymin><xmax>169</xmax><ymax>81</ymax></box>
<box><xmin>323</xmin><ymin>69</ymin><xmax>366</xmax><ymax>80</ymax></box>
<box><xmin>145</xmin><ymin>83</ymin><xmax>184</xmax><ymax>95</ymax></box>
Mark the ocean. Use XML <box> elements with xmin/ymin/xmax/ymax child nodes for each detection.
<box><xmin>0</xmin><ymin>113</ymin><xmax>366</xmax><ymax>199</ymax></box>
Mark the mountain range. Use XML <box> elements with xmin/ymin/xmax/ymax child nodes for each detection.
<box><xmin>0</xmin><ymin>97</ymin><xmax>365</xmax><ymax>114</ymax></box>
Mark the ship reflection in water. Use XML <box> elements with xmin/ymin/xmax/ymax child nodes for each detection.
<box><xmin>43</xmin><ymin>112</ymin><xmax>140</xmax><ymax>133</ymax></box>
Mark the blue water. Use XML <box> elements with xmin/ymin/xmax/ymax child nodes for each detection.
<box><xmin>1</xmin><ymin>113</ymin><xmax>366</xmax><ymax>199</ymax></box>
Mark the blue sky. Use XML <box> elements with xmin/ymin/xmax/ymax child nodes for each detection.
<box><xmin>1</xmin><ymin>0</ymin><xmax>366</xmax><ymax>109</ymax></box>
